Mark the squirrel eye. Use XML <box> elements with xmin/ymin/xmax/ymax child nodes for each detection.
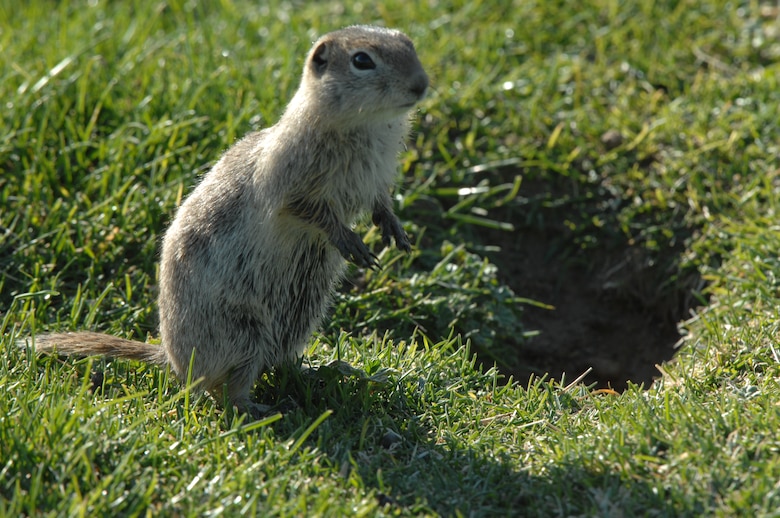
<box><xmin>351</xmin><ymin>52</ymin><xmax>376</xmax><ymax>70</ymax></box>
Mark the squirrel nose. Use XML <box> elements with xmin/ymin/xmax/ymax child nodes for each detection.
<box><xmin>410</xmin><ymin>71</ymin><xmax>429</xmax><ymax>98</ymax></box>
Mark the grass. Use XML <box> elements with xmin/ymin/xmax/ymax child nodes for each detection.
<box><xmin>2</xmin><ymin>0</ymin><xmax>780</xmax><ymax>515</ymax></box>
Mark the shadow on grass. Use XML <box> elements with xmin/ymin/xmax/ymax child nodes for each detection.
<box><xmin>355</xmin><ymin>445</ymin><xmax>685</xmax><ymax>516</ymax></box>
<box><xmin>259</xmin><ymin>362</ymin><xmax>691</xmax><ymax>516</ymax></box>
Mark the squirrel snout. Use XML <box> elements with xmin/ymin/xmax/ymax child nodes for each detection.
<box><xmin>409</xmin><ymin>71</ymin><xmax>429</xmax><ymax>99</ymax></box>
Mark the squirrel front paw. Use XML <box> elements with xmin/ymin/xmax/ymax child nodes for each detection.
<box><xmin>372</xmin><ymin>207</ymin><xmax>411</xmax><ymax>253</ymax></box>
<box><xmin>334</xmin><ymin>231</ymin><xmax>380</xmax><ymax>269</ymax></box>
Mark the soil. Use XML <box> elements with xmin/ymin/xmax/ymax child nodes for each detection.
<box><xmin>479</xmin><ymin>177</ymin><xmax>702</xmax><ymax>390</ymax></box>
<box><xmin>487</xmin><ymin>231</ymin><xmax>686</xmax><ymax>389</ymax></box>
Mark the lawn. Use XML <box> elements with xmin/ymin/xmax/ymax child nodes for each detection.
<box><xmin>2</xmin><ymin>0</ymin><xmax>780</xmax><ymax>516</ymax></box>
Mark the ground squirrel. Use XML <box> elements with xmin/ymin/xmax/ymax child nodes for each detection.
<box><xmin>26</xmin><ymin>25</ymin><xmax>428</xmax><ymax>419</ymax></box>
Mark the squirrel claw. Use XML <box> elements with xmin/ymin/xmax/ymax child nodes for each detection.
<box><xmin>368</xmin><ymin>253</ymin><xmax>382</xmax><ymax>271</ymax></box>
<box><xmin>395</xmin><ymin>231</ymin><xmax>412</xmax><ymax>253</ymax></box>
<box><xmin>373</xmin><ymin>207</ymin><xmax>411</xmax><ymax>253</ymax></box>
<box><xmin>335</xmin><ymin>232</ymin><xmax>380</xmax><ymax>269</ymax></box>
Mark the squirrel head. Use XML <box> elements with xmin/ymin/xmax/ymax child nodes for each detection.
<box><xmin>295</xmin><ymin>25</ymin><xmax>429</xmax><ymax>127</ymax></box>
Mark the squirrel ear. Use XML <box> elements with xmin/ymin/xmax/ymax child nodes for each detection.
<box><xmin>310</xmin><ymin>42</ymin><xmax>328</xmax><ymax>75</ymax></box>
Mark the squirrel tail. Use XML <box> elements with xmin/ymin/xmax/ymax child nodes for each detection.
<box><xmin>23</xmin><ymin>331</ymin><xmax>166</xmax><ymax>365</ymax></box>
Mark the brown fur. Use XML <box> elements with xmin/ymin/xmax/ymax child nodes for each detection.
<box><xmin>27</xmin><ymin>26</ymin><xmax>428</xmax><ymax>419</ymax></box>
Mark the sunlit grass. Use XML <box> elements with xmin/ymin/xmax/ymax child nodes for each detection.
<box><xmin>2</xmin><ymin>0</ymin><xmax>779</xmax><ymax>515</ymax></box>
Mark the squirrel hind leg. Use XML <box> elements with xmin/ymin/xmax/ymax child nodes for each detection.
<box><xmin>235</xmin><ymin>400</ymin><xmax>274</xmax><ymax>420</ymax></box>
<box><xmin>212</xmin><ymin>361</ymin><xmax>272</xmax><ymax>420</ymax></box>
